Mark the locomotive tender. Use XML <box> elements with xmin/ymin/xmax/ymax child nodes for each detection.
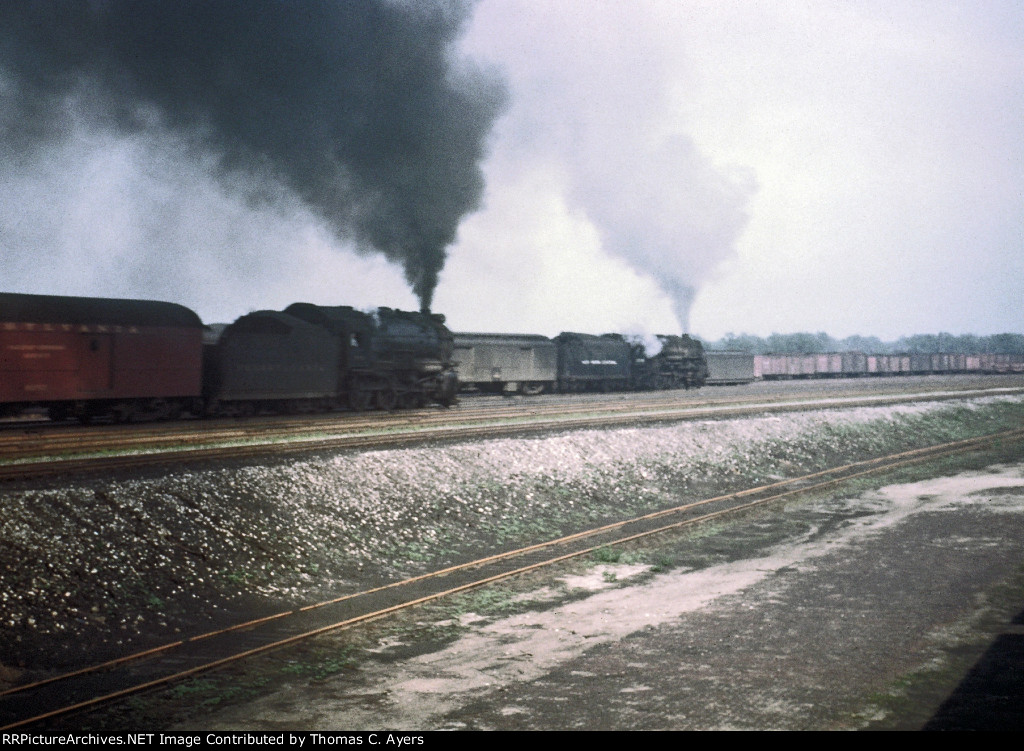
<box><xmin>1</xmin><ymin>292</ymin><xmax>457</xmax><ymax>422</ymax></box>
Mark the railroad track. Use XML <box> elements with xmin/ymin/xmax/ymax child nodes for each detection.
<box><xmin>4</xmin><ymin>426</ymin><xmax>1023</xmax><ymax>730</ymax></box>
<box><xmin>5</xmin><ymin>376</ymin><xmax>1023</xmax><ymax>453</ymax></box>
<box><xmin>3</xmin><ymin>383</ymin><xmax>1024</xmax><ymax>481</ymax></box>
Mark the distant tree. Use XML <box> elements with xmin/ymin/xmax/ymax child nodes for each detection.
<box><xmin>706</xmin><ymin>332</ymin><xmax>765</xmax><ymax>353</ymax></box>
<box><xmin>702</xmin><ymin>330</ymin><xmax>1024</xmax><ymax>355</ymax></box>
<box><xmin>765</xmin><ymin>332</ymin><xmax>834</xmax><ymax>353</ymax></box>
<box><xmin>838</xmin><ymin>335</ymin><xmax>888</xmax><ymax>353</ymax></box>
<box><xmin>985</xmin><ymin>333</ymin><xmax>1024</xmax><ymax>354</ymax></box>
<box><xmin>897</xmin><ymin>334</ymin><xmax>940</xmax><ymax>353</ymax></box>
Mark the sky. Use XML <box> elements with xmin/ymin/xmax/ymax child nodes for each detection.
<box><xmin>1</xmin><ymin>1</ymin><xmax>1022</xmax><ymax>341</ymax></box>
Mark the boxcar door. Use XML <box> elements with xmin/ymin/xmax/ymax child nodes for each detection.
<box><xmin>78</xmin><ymin>333</ymin><xmax>114</xmax><ymax>393</ymax></box>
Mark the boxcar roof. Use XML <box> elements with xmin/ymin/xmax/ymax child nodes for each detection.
<box><xmin>0</xmin><ymin>292</ymin><xmax>203</xmax><ymax>328</ymax></box>
<box><xmin>454</xmin><ymin>332</ymin><xmax>554</xmax><ymax>346</ymax></box>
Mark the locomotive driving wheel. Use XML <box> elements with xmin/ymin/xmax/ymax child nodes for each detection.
<box><xmin>400</xmin><ymin>391</ymin><xmax>424</xmax><ymax>409</ymax></box>
<box><xmin>375</xmin><ymin>387</ymin><xmax>398</xmax><ymax>411</ymax></box>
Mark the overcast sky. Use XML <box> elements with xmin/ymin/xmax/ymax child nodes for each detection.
<box><xmin>2</xmin><ymin>1</ymin><xmax>1022</xmax><ymax>341</ymax></box>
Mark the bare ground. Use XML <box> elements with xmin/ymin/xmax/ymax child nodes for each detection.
<box><xmin>176</xmin><ymin>459</ymin><xmax>1024</xmax><ymax>731</ymax></box>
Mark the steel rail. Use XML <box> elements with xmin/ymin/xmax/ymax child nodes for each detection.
<box><xmin>3</xmin><ymin>385</ymin><xmax>1024</xmax><ymax>482</ymax></box>
<box><xmin>3</xmin><ymin>379</ymin><xmax>1022</xmax><ymax>462</ymax></box>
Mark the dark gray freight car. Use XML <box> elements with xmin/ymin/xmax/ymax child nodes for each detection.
<box><xmin>555</xmin><ymin>332</ymin><xmax>633</xmax><ymax>392</ymax></box>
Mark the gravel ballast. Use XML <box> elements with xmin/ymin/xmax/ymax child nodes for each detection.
<box><xmin>2</xmin><ymin>395</ymin><xmax>1024</xmax><ymax>679</ymax></box>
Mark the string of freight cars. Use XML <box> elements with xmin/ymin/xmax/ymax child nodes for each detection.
<box><xmin>752</xmin><ymin>351</ymin><xmax>1024</xmax><ymax>379</ymax></box>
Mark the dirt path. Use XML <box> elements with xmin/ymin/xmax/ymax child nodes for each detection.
<box><xmin>186</xmin><ymin>461</ymin><xmax>1024</xmax><ymax>730</ymax></box>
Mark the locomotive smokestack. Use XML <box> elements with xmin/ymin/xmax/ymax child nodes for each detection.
<box><xmin>0</xmin><ymin>1</ymin><xmax>505</xmax><ymax>308</ymax></box>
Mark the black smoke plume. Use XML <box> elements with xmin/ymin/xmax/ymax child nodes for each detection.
<box><xmin>0</xmin><ymin>1</ymin><xmax>505</xmax><ymax>311</ymax></box>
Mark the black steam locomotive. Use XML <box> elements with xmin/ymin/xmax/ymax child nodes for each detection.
<box><xmin>203</xmin><ymin>304</ymin><xmax>459</xmax><ymax>416</ymax></box>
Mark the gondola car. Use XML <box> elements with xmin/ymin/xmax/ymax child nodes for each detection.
<box><xmin>704</xmin><ymin>351</ymin><xmax>756</xmax><ymax>385</ymax></box>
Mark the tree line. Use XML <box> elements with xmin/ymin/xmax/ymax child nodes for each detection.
<box><xmin>705</xmin><ymin>332</ymin><xmax>1024</xmax><ymax>355</ymax></box>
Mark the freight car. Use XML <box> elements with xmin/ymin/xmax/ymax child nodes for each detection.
<box><xmin>0</xmin><ymin>292</ymin><xmax>204</xmax><ymax>422</ymax></box>
<box><xmin>453</xmin><ymin>333</ymin><xmax>557</xmax><ymax>395</ymax></box>
<box><xmin>754</xmin><ymin>352</ymin><xmax>1024</xmax><ymax>379</ymax></box>
<box><xmin>705</xmin><ymin>351</ymin><xmax>756</xmax><ymax>385</ymax></box>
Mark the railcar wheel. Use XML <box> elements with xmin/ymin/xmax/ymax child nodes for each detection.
<box><xmin>520</xmin><ymin>382</ymin><xmax>546</xmax><ymax>396</ymax></box>
<box><xmin>48</xmin><ymin>404</ymin><xmax>70</xmax><ymax>422</ymax></box>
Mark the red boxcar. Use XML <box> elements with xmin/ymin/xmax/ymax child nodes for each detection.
<box><xmin>0</xmin><ymin>292</ymin><xmax>204</xmax><ymax>422</ymax></box>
